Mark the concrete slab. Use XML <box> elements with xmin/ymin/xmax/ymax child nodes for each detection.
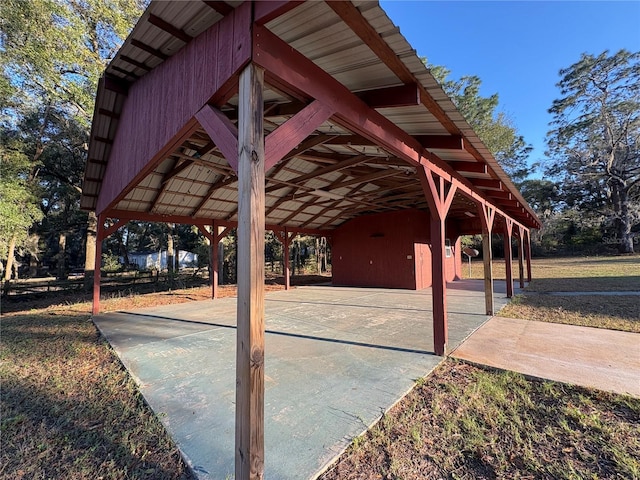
<box><xmin>451</xmin><ymin>316</ymin><xmax>640</xmax><ymax>397</ymax></box>
<box><xmin>94</xmin><ymin>281</ymin><xmax>512</xmax><ymax>479</ymax></box>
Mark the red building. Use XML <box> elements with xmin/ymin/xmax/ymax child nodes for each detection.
<box><xmin>332</xmin><ymin>209</ymin><xmax>461</xmax><ymax>289</ymax></box>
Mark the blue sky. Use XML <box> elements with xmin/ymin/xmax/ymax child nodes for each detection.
<box><xmin>380</xmin><ymin>1</ymin><xmax>640</xmax><ymax>174</ymax></box>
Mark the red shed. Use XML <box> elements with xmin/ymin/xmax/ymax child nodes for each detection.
<box><xmin>332</xmin><ymin>209</ymin><xmax>461</xmax><ymax>289</ymax></box>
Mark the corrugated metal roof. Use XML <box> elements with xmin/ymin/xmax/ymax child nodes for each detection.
<box><xmin>82</xmin><ymin>0</ymin><xmax>540</xmax><ymax>231</ymax></box>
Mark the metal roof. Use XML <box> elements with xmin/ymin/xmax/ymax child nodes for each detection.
<box><xmin>82</xmin><ymin>0</ymin><xmax>541</xmax><ymax>231</ymax></box>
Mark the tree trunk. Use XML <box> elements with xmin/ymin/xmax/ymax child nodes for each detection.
<box><xmin>84</xmin><ymin>212</ymin><xmax>98</xmax><ymax>289</ymax></box>
<box><xmin>57</xmin><ymin>232</ymin><xmax>68</xmax><ymax>280</ymax></box>
<box><xmin>612</xmin><ymin>181</ymin><xmax>634</xmax><ymax>254</ymax></box>
<box><xmin>4</xmin><ymin>234</ymin><xmax>17</xmax><ymax>281</ymax></box>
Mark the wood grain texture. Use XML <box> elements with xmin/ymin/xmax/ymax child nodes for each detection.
<box><xmin>430</xmin><ymin>216</ymin><xmax>447</xmax><ymax>356</ymax></box>
<box><xmin>477</xmin><ymin>204</ymin><xmax>495</xmax><ymax>315</ymax></box>
<box><xmin>235</xmin><ymin>63</ymin><xmax>265</xmax><ymax>480</ymax></box>
<box><xmin>195</xmin><ymin>105</ymin><xmax>239</xmax><ymax>172</ymax></box>
<box><xmin>264</xmin><ymin>100</ymin><xmax>334</xmax><ymax>171</ymax></box>
<box><xmin>97</xmin><ymin>3</ymin><xmax>251</xmax><ymax>214</ymax></box>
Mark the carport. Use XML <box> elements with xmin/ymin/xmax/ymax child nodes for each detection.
<box><xmin>81</xmin><ymin>2</ymin><xmax>540</xmax><ymax>478</ymax></box>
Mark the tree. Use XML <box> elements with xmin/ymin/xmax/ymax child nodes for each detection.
<box><xmin>428</xmin><ymin>64</ymin><xmax>533</xmax><ymax>184</ymax></box>
<box><xmin>546</xmin><ymin>50</ymin><xmax>640</xmax><ymax>253</ymax></box>
<box><xmin>0</xmin><ymin>128</ymin><xmax>43</xmax><ymax>280</ymax></box>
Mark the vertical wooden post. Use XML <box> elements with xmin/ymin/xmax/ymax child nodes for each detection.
<box><xmin>525</xmin><ymin>229</ymin><xmax>532</xmax><ymax>282</ymax></box>
<box><xmin>283</xmin><ymin>228</ymin><xmax>291</xmax><ymax>291</ymax></box>
<box><xmin>453</xmin><ymin>237</ymin><xmax>463</xmax><ymax>280</ymax></box>
<box><xmin>419</xmin><ymin>165</ymin><xmax>457</xmax><ymax>357</ymax></box>
<box><xmin>212</xmin><ymin>220</ymin><xmax>219</xmax><ymax>299</ymax></box>
<box><xmin>92</xmin><ymin>214</ymin><xmax>103</xmax><ymax>316</ymax></box>
<box><xmin>477</xmin><ymin>204</ymin><xmax>495</xmax><ymax>315</ymax></box>
<box><xmin>503</xmin><ymin>219</ymin><xmax>514</xmax><ymax>298</ymax></box>
<box><xmin>235</xmin><ymin>63</ymin><xmax>265</xmax><ymax>480</ymax></box>
<box><xmin>517</xmin><ymin>225</ymin><xmax>525</xmax><ymax>288</ymax></box>
<box><xmin>430</xmin><ymin>215</ymin><xmax>447</xmax><ymax>355</ymax></box>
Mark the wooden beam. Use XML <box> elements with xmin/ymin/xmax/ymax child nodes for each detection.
<box><xmin>148</xmin><ymin>14</ymin><xmax>193</xmax><ymax>43</ymax></box>
<box><xmin>474</xmin><ymin>179</ymin><xmax>503</xmax><ymax>190</ymax></box>
<box><xmin>323</xmin><ymin>134</ymin><xmax>376</xmax><ymax>146</ymax></box>
<box><xmin>196</xmin><ymin>105</ymin><xmax>239</xmax><ymax>172</ymax></box>
<box><xmin>487</xmin><ymin>190</ymin><xmax>512</xmax><ymax>200</ymax></box>
<box><xmin>203</xmin><ymin>1</ymin><xmax>234</xmax><ymax>16</ymax></box>
<box><xmin>103</xmin><ymin>75</ymin><xmax>129</xmax><ymax>95</ymax></box>
<box><xmin>328</xmin><ymin>169</ymin><xmax>402</xmax><ymax>190</ymax></box>
<box><xmin>280</xmin><ymin>134</ymin><xmax>340</xmax><ymax>162</ymax></box>
<box><xmin>98</xmin><ymin>108</ymin><xmax>120</xmax><ymax>119</ymax></box>
<box><xmin>110</xmin><ymin>66</ymin><xmax>138</xmax><ymax>80</ymax></box>
<box><xmin>119</xmin><ymin>55</ymin><xmax>151</xmax><ymax>72</ymax></box>
<box><xmin>265</xmin><ymin>155</ymin><xmax>368</xmax><ymax>194</ymax></box>
<box><xmin>357</xmin><ymin>84</ymin><xmax>420</xmax><ymax>108</ymax></box>
<box><xmin>326</xmin><ymin>2</ymin><xmax>457</xmax><ymax>130</ymax></box>
<box><xmin>326</xmin><ymin>0</ymin><xmax>493</xmax><ymax>166</ymax></box>
<box><xmin>130</xmin><ymin>39</ymin><xmax>169</xmax><ymax>60</ymax></box>
<box><xmin>191</xmin><ymin>175</ymin><xmax>237</xmax><ymax>217</ymax></box>
<box><xmin>477</xmin><ymin>203</ymin><xmax>496</xmax><ymax>315</ymax></box>
<box><xmin>254</xmin><ymin>1</ymin><xmax>303</xmax><ymax>24</ymax></box>
<box><xmin>235</xmin><ymin>63</ymin><xmax>265</xmax><ymax>480</ymax></box>
<box><xmin>264</xmin><ymin>100</ymin><xmax>334</xmax><ymax>171</ymax></box>
<box><xmin>448</xmin><ymin>161</ymin><xmax>487</xmax><ymax>174</ymax></box>
<box><xmin>416</xmin><ymin>135</ymin><xmax>464</xmax><ymax>150</ymax></box>
<box><xmin>93</xmin><ymin>136</ymin><xmax>113</xmax><ymax>145</ymax></box>
<box><xmin>253</xmin><ymin>27</ymin><xmax>539</xmax><ymax>230</ymax></box>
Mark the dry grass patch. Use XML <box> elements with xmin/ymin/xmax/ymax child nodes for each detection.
<box><xmin>320</xmin><ymin>360</ymin><xmax>640</xmax><ymax>480</ymax></box>
<box><xmin>0</xmin><ymin>295</ymin><xmax>199</xmax><ymax>480</ymax></box>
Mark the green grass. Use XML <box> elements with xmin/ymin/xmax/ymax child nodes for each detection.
<box><xmin>320</xmin><ymin>360</ymin><xmax>640</xmax><ymax>480</ymax></box>
<box><xmin>466</xmin><ymin>255</ymin><xmax>640</xmax><ymax>332</ymax></box>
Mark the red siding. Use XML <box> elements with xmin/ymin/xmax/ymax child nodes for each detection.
<box><xmin>96</xmin><ymin>3</ymin><xmax>251</xmax><ymax>214</ymax></box>
<box><xmin>332</xmin><ymin>209</ymin><xmax>460</xmax><ymax>290</ymax></box>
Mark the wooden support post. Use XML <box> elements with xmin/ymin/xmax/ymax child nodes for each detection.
<box><xmin>283</xmin><ymin>228</ymin><xmax>291</xmax><ymax>291</ymax></box>
<box><xmin>419</xmin><ymin>166</ymin><xmax>457</xmax><ymax>356</ymax></box>
<box><xmin>235</xmin><ymin>63</ymin><xmax>265</xmax><ymax>480</ymax></box>
<box><xmin>92</xmin><ymin>214</ymin><xmax>103</xmax><ymax>316</ymax></box>
<box><xmin>453</xmin><ymin>237</ymin><xmax>463</xmax><ymax>281</ymax></box>
<box><xmin>517</xmin><ymin>226</ymin><xmax>525</xmax><ymax>289</ymax></box>
<box><xmin>525</xmin><ymin>229</ymin><xmax>532</xmax><ymax>282</ymax></box>
<box><xmin>430</xmin><ymin>215</ymin><xmax>447</xmax><ymax>355</ymax></box>
<box><xmin>212</xmin><ymin>220</ymin><xmax>219</xmax><ymax>299</ymax></box>
<box><xmin>503</xmin><ymin>219</ymin><xmax>514</xmax><ymax>298</ymax></box>
<box><xmin>477</xmin><ymin>204</ymin><xmax>496</xmax><ymax>315</ymax></box>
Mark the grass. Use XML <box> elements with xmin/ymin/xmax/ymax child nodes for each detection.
<box><xmin>319</xmin><ymin>360</ymin><xmax>640</xmax><ymax>479</ymax></box>
<box><xmin>1</xmin><ymin>256</ymin><xmax>639</xmax><ymax>478</ymax></box>
<box><xmin>465</xmin><ymin>255</ymin><xmax>640</xmax><ymax>332</ymax></box>
<box><xmin>0</xmin><ymin>289</ymin><xmax>219</xmax><ymax>480</ymax></box>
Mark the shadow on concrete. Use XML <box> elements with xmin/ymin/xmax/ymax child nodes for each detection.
<box><xmin>119</xmin><ymin>311</ymin><xmax>435</xmax><ymax>356</ymax></box>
